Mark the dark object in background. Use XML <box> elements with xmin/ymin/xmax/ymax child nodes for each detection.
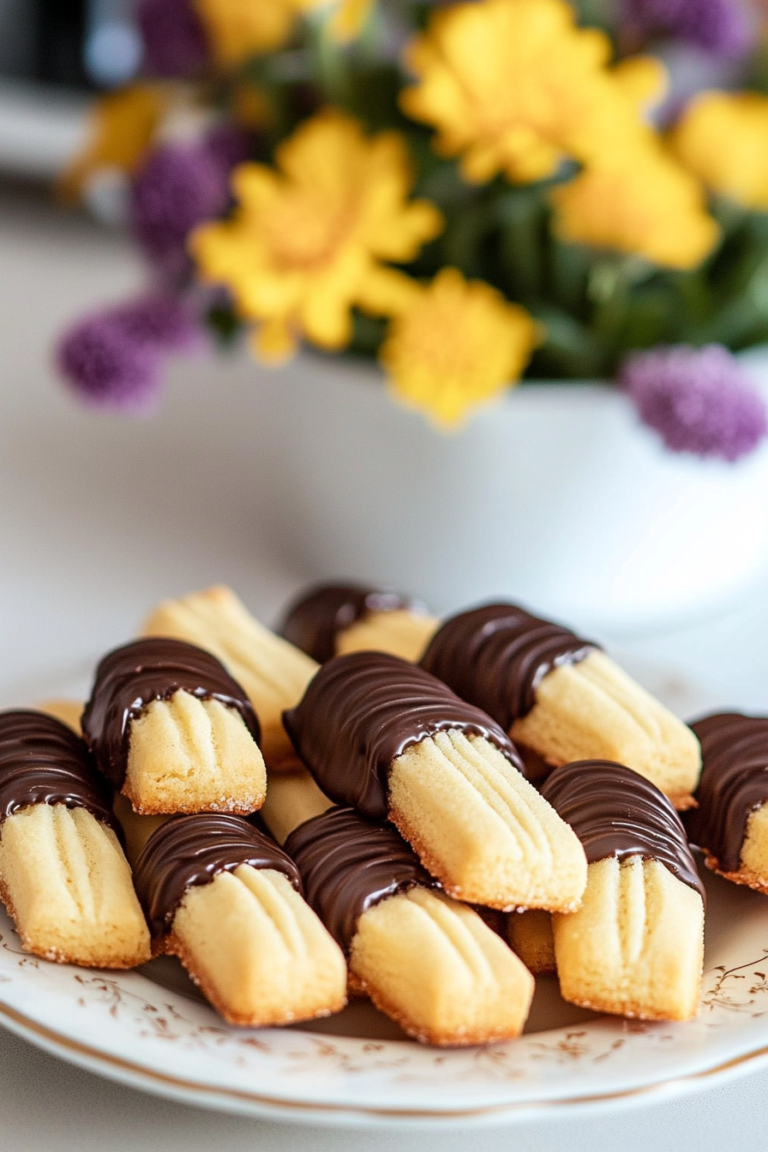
<box><xmin>1</xmin><ymin>0</ymin><xmax>141</xmax><ymax>90</ymax></box>
<box><xmin>34</xmin><ymin>0</ymin><xmax>90</xmax><ymax>87</ymax></box>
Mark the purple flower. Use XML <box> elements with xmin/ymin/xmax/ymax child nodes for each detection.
<box><xmin>137</xmin><ymin>0</ymin><xmax>208</xmax><ymax>77</ymax></box>
<box><xmin>131</xmin><ymin>142</ymin><xmax>231</xmax><ymax>280</ymax></box>
<box><xmin>56</xmin><ymin>294</ymin><xmax>202</xmax><ymax>413</ymax></box>
<box><xmin>622</xmin><ymin>0</ymin><xmax>754</xmax><ymax>58</ymax></box>
<box><xmin>110</xmin><ymin>293</ymin><xmax>202</xmax><ymax>351</ymax></box>
<box><xmin>57</xmin><ymin>315</ymin><xmax>162</xmax><ymax>414</ymax></box>
<box><xmin>620</xmin><ymin>344</ymin><xmax>767</xmax><ymax>462</ymax></box>
<box><xmin>204</xmin><ymin>123</ymin><xmax>251</xmax><ymax>173</ymax></box>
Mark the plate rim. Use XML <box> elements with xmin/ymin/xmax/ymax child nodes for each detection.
<box><xmin>2</xmin><ymin>991</ymin><xmax>768</xmax><ymax>1128</ymax></box>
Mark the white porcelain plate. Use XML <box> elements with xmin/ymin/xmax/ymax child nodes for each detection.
<box><xmin>0</xmin><ymin>660</ymin><xmax>766</xmax><ymax>1127</ymax></box>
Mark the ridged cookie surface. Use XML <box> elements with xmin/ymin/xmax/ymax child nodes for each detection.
<box><xmin>142</xmin><ymin>586</ymin><xmax>317</xmax><ymax>769</ymax></box>
<box><xmin>284</xmin><ymin>653</ymin><xmax>586</xmax><ymax>910</ymax></box>
<box><xmin>553</xmin><ymin>856</ymin><xmax>704</xmax><ymax>1020</ymax></box>
<box><xmin>83</xmin><ymin>638</ymin><xmax>265</xmax><ymax>815</ymax></box>
<box><xmin>283</xmin><ymin>650</ymin><xmax>524</xmax><ymax>821</ymax></box>
<box><xmin>0</xmin><ymin>710</ymin><xmax>149</xmax><ymax>967</ymax></box>
<box><xmin>352</xmin><ymin>887</ymin><xmax>534</xmax><ymax>1045</ymax></box>
<box><xmin>0</xmin><ymin>804</ymin><xmax>151</xmax><ymax>967</ymax></box>
<box><xmin>125</xmin><ymin>691</ymin><xmax>266</xmax><ymax>815</ymax></box>
<box><xmin>169</xmin><ymin>867</ymin><xmax>347</xmax><ymax>1026</ymax></box>
<box><xmin>285</xmin><ymin>807</ymin><xmax>533</xmax><ymax>1044</ymax></box>
<box><xmin>421</xmin><ymin>603</ymin><xmax>700</xmax><ymax>806</ymax></box>
<box><xmin>134</xmin><ymin>813</ymin><xmax>346</xmax><ymax>1025</ymax></box>
<box><xmin>543</xmin><ymin>761</ymin><xmax>705</xmax><ymax>1020</ymax></box>
<box><xmin>389</xmin><ymin>730</ymin><xmax>586</xmax><ymax>909</ymax></box>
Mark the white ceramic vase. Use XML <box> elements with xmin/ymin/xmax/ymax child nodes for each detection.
<box><xmin>255</xmin><ymin>348</ymin><xmax>768</xmax><ymax>635</ymax></box>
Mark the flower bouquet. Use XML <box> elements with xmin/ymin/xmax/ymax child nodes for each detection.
<box><xmin>58</xmin><ymin>0</ymin><xmax>768</xmax><ymax>461</ymax></box>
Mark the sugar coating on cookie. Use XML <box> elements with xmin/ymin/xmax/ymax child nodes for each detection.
<box><xmin>421</xmin><ymin>603</ymin><xmax>701</xmax><ymax>806</ymax></box>
<box><xmin>542</xmin><ymin>760</ymin><xmax>705</xmax><ymax>1021</ymax></box>
<box><xmin>133</xmin><ymin>813</ymin><xmax>346</xmax><ymax>1026</ymax></box>
<box><xmin>0</xmin><ymin>710</ymin><xmax>150</xmax><ymax>967</ymax></box>
<box><xmin>283</xmin><ymin>651</ymin><xmax>586</xmax><ymax>910</ymax></box>
<box><xmin>285</xmin><ymin>807</ymin><xmax>534</xmax><ymax>1045</ymax></box>
<box><xmin>688</xmin><ymin>712</ymin><xmax>768</xmax><ymax>892</ymax></box>
<box><xmin>142</xmin><ymin>586</ymin><xmax>317</xmax><ymax>770</ymax></box>
<box><xmin>279</xmin><ymin>582</ymin><xmax>437</xmax><ymax>664</ymax></box>
<box><xmin>82</xmin><ymin>637</ymin><xmax>266</xmax><ymax>815</ymax></box>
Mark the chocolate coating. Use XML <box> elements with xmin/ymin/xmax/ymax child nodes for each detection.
<box><xmin>0</xmin><ymin>710</ymin><xmax>115</xmax><ymax>828</ymax></box>
<box><xmin>133</xmin><ymin>812</ymin><xmax>302</xmax><ymax>936</ymax></box>
<box><xmin>420</xmin><ymin>603</ymin><xmax>597</xmax><ymax>730</ymax></box>
<box><xmin>283</xmin><ymin>651</ymin><xmax>524</xmax><ymax>820</ymax></box>
<box><xmin>687</xmin><ymin>713</ymin><xmax>768</xmax><ymax>873</ymax></box>
<box><xmin>284</xmin><ymin>806</ymin><xmax>436</xmax><ymax>951</ymax></box>
<box><xmin>82</xmin><ymin>638</ymin><xmax>261</xmax><ymax>788</ymax></box>
<box><xmin>278</xmin><ymin>583</ymin><xmax>423</xmax><ymax>664</ymax></box>
<box><xmin>541</xmin><ymin>760</ymin><xmax>704</xmax><ymax>899</ymax></box>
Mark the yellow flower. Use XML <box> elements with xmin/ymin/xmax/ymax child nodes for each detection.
<box><xmin>550</xmin><ymin>146</ymin><xmax>719</xmax><ymax>270</ymax></box>
<box><xmin>194</xmin><ymin>0</ymin><xmax>371</xmax><ymax>65</ymax></box>
<box><xmin>613</xmin><ymin>55</ymin><xmax>668</xmax><ymax>118</ymax></box>
<box><xmin>379</xmin><ymin>268</ymin><xmax>540</xmax><ymax>427</ymax></box>
<box><xmin>671</xmin><ymin>90</ymin><xmax>768</xmax><ymax>210</ymax></box>
<box><xmin>400</xmin><ymin>0</ymin><xmax>664</xmax><ymax>185</ymax></box>
<box><xmin>194</xmin><ymin>0</ymin><xmax>313</xmax><ymax>65</ymax></box>
<box><xmin>191</xmin><ymin>109</ymin><xmax>443</xmax><ymax>359</ymax></box>
<box><xmin>58</xmin><ymin>84</ymin><xmax>166</xmax><ymax>201</ymax></box>
<box><xmin>328</xmin><ymin>0</ymin><xmax>374</xmax><ymax>41</ymax></box>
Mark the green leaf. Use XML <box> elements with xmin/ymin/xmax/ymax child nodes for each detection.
<box><xmin>438</xmin><ymin>200</ymin><xmax>495</xmax><ymax>278</ymax></box>
<box><xmin>546</xmin><ymin>237</ymin><xmax>590</xmax><ymax>316</ymax></box>
<box><xmin>348</xmin><ymin>310</ymin><xmax>388</xmax><ymax>357</ymax></box>
<box><xmin>205</xmin><ymin>305</ymin><xmax>242</xmax><ymax>349</ymax></box>
<box><xmin>528</xmin><ymin>307</ymin><xmax>605</xmax><ymax>378</ymax></box>
<box><xmin>614</xmin><ymin>288</ymin><xmax>675</xmax><ymax>352</ymax></box>
<box><xmin>495</xmin><ymin>188</ymin><xmax>546</xmax><ymax>304</ymax></box>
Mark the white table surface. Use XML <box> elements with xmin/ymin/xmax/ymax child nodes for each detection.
<box><xmin>1</xmin><ymin>184</ymin><xmax>768</xmax><ymax>1150</ymax></box>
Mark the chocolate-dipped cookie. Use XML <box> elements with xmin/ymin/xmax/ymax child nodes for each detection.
<box><xmin>0</xmin><ymin>710</ymin><xmax>150</xmax><ymax>968</ymax></box>
<box><xmin>283</xmin><ymin>651</ymin><xmax>587</xmax><ymax>912</ymax></box>
<box><xmin>421</xmin><ymin>603</ymin><xmax>701</xmax><ymax>806</ymax></box>
<box><xmin>279</xmin><ymin>582</ymin><xmax>438</xmax><ymax>664</ymax></box>
<box><xmin>142</xmin><ymin>585</ymin><xmax>318</xmax><ymax>770</ymax></box>
<box><xmin>281</xmin><ymin>806</ymin><xmax>534</xmax><ymax>1046</ymax></box>
<box><xmin>82</xmin><ymin>637</ymin><xmax>266</xmax><ymax>816</ymax></box>
<box><xmin>134</xmin><ymin>814</ymin><xmax>346</xmax><ymax>1026</ymax></box>
<box><xmin>541</xmin><ymin>760</ymin><xmax>705</xmax><ymax>1021</ymax></box>
<box><xmin>687</xmin><ymin>712</ymin><xmax>768</xmax><ymax>893</ymax></box>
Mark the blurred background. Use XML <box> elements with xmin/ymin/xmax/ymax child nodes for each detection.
<box><xmin>0</xmin><ymin>0</ymin><xmax>140</xmax><ymax>178</ymax></box>
<box><xmin>0</xmin><ymin>0</ymin><xmax>140</xmax><ymax>90</ymax></box>
<box><xmin>4</xmin><ymin>0</ymin><xmax>768</xmax><ymax>682</ymax></box>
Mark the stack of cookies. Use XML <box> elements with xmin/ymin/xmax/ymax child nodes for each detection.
<box><xmin>2</xmin><ymin>578</ymin><xmax>758</xmax><ymax>1046</ymax></box>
